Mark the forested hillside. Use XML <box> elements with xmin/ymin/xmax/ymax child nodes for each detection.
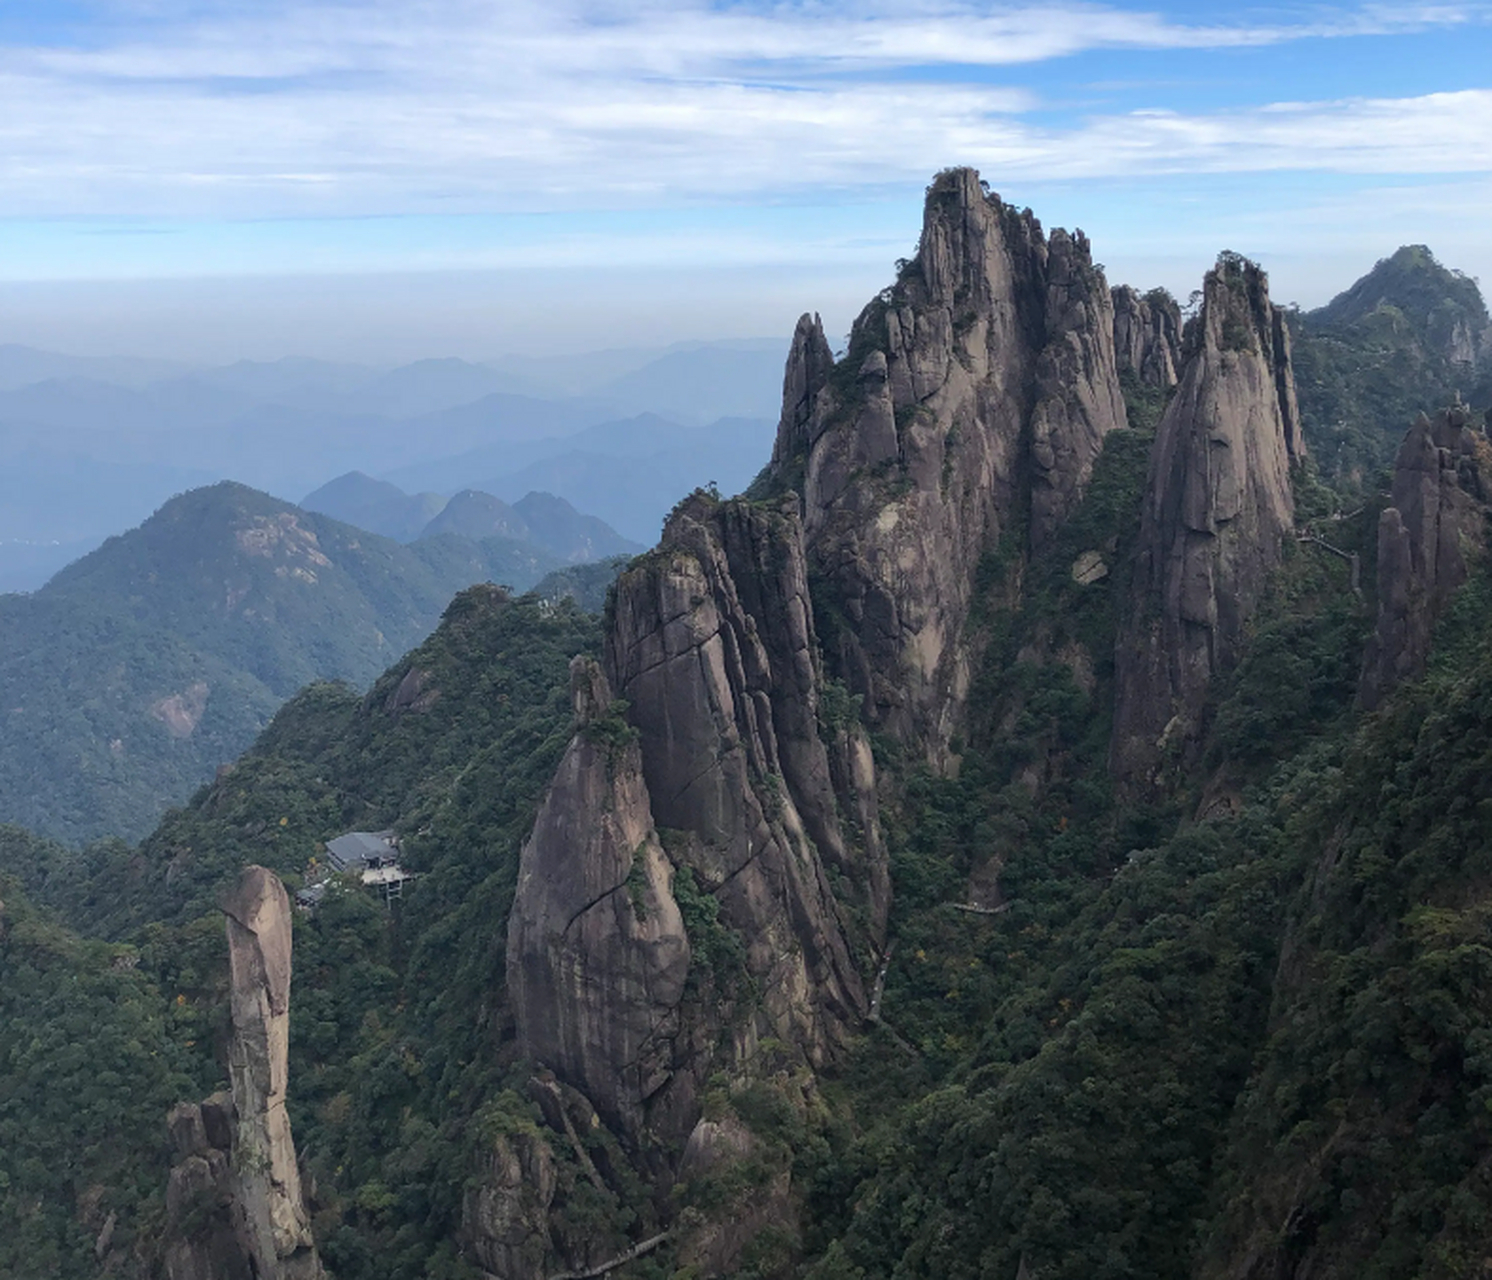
<box><xmin>0</xmin><ymin>482</ymin><xmax>571</xmax><ymax>845</ymax></box>
<box><xmin>4</xmin><ymin>176</ymin><xmax>1492</xmax><ymax>1280</ymax></box>
<box><xmin>1291</xmin><ymin>244</ymin><xmax>1492</xmax><ymax>488</ymax></box>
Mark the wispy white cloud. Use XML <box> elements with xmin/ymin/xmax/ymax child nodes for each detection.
<box><xmin>0</xmin><ymin>1</ymin><xmax>1488</xmax><ymax>216</ymax></box>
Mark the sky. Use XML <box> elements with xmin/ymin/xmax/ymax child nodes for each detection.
<box><xmin>1</xmin><ymin>0</ymin><xmax>1489</xmax><ymax>361</ymax></box>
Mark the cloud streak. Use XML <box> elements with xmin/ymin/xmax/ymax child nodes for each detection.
<box><xmin>1</xmin><ymin>1</ymin><xmax>1489</xmax><ymax>216</ymax></box>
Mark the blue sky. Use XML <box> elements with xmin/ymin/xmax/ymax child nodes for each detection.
<box><xmin>1</xmin><ymin>0</ymin><xmax>1489</xmax><ymax>359</ymax></box>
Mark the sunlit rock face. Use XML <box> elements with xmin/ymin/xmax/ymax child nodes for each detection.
<box><xmin>506</xmin><ymin>656</ymin><xmax>691</xmax><ymax>1143</ymax></box>
<box><xmin>163</xmin><ymin>866</ymin><xmax>322</xmax><ymax>1280</ymax></box>
<box><xmin>508</xmin><ymin>496</ymin><xmax>886</xmax><ymax>1150</ymax></box>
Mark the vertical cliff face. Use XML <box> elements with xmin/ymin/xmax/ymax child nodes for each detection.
<box><xmin>1360</xmin><ymin>404</ymin><xmax>1490</xmax><ymax>708</ymax></box>
<box><xmin>507</xmin><ymin>494</ymin><xmax>885</xmax><ymax>1154</ymax></box>
<box><xmin>1112</xmin><ymin>255</ymin><xmax>1305</xmax><ymax>786</ymax></box>
<box><xmin>506</xmin><ymin>657</ymin><xmax>691</xmax><ymax>1143</ymax></box>
<box><xmin>769</xmin><ymin>167</ymin><xmax>1127</xmax><ymax>762</ymax></box>
<box><xmin>222</xmin><ymin>867</ymin><xmax>322</xmax><ymax>1280</ymax></box>
<box><xmin>1111</xmin><ymin>284</ymin><xmax>1183</xmax><ymax>388</ymax></box>
<box><xmin>164</xmin><ymin>867</ymin><xmax>322</xmax><ymax>1280</ymax></box>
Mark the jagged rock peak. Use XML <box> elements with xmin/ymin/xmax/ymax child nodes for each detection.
<box><xmin>1112</xmin><ymin>253</ymin><xmax>1305</xmax><ymax>788</ymax></box>
<box><xmin>773</xmin><ymin>311</ymin><xmax>835</xmax><ymax>473</ymax></box>
<box><xmin>509</xmin><ymin>494</ymin><xmax>886</xmax><ymax>1159</ymax></box>
<box><xmin>767</xmin><ymin>166</ymin><xmax>1127</xmax><ymax>763</ymax></box>
<box><xmin>507</xmin><ymin>656</ymin><xmax>690</xmax><ymax>1144</ymax></box>
<box><xmin>1360</xmin><ymin>403</ymin><xmax>1491</xmax><ymax>708</ymax></box>
<box><xmin>1112</xmin><ymin>284</ymin><xmax>1183</xmax><ymax>388</ymax></box>
<box><xmin>163</xmin><ymin>867</ymin><xmax>321</xmax><ymax>1280</ymax></box>
<box><xmin>604</xmin><ymin>494</ymin><xmax>885</xmax><ymax>1044</ymax></box>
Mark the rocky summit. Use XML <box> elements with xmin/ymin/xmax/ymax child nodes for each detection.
<box><xmin>7</xmin><ymin>168</ymin><xmax>1492</xmax><ymax>1280</ymax></box>
<box><xmin>1112</xmin><ymin>253</ymin><xmax>1306</xmax><ymax>788</ymax></box>
<box><xmin>767</xmin><ymin>167</ymin><xmax>1127</xmax><ymax>765</ymax></box>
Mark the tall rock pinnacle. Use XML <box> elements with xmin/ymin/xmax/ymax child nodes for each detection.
<box><xmin>507</xmin><ymin>493</ymin><xmax>886</xmax><ymax>1150</ymax></box>
<box><xmin>164</xmin><ymin>866</ymin><xmax>322</xmax><ymax>1280</ymax></box>
<box><xmin>506</xmin><ymin>657</ymin><xmax>691</xmax><ymax>1143</ymax></box>
<box><xmin>1360</xmin><ymin>403</ymin><xmax>1490</xmax><ymax>708</ymax></box>
<box><xmin>767</xmin><ymin>166</ymin><xmax>1127</xmax><ymax>762</ymax></box>
<box><xmin>1112</xmin><ymin>253</ymin><xmax>1305</xmax><ymax>787</ymax></box>
<box><xmin>1111</xmin><ymin>284</ymin><xmax>1183</xmax><ymax>389</ymax></box>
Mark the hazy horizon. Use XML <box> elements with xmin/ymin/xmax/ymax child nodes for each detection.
<box><xmin>4</xmin><ymin>0</ymin><xmax>1488</xmax><ymax>364</ymax></box>
<box><xmin>2</xmin><ymin>236</ymin><xmax>1484</xmax><ymax>367</ymax></box>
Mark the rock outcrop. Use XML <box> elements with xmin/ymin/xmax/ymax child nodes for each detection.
<box><xmin>163</xmin><ymin>1095</ymin><xmax>249</xmax><ymax>1280</ymax></box>
<box><xmin>460</xmin><ymin>1126</ymin><xmax>559</xmax><ymax>1280</ymax></box>
<box><xmin>163</xmin><ymin>867</ymin><xmax>322</xmax><ymax>1280</ymax></box>
<box><xmin>506</xmin><ymin>657</ymin><xmax>691</xmax><ymax>1144</ymax></box>
<box><xmin>1112</xmin><ymin>284</ymin><xmax>1183</xmax><ymax>388</ymax></box>
<box><xmin>1112</xmin><ymin>254</ymin><xmax>1305</xmax><ymax>786</ymax></box>
<box><xmin>767</xmin><ymin>166</ymin><xmax>1127</xmax><ymax>762</ymax></box>
<box><xmin>507</xmin><ymin>494</ymin><xmax>886</xmax><ymax>1156</ymax></box>
<box><xmin>1360</xmin><ymin>404</ymin><xmax>1491</xmax><ymax>708</ymax></box>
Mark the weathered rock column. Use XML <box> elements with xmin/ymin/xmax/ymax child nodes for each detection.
<box><xmin>162</xmin><ymin>866</ymin><xmax>322</xmax><ymax>1280</ymax></box>
<box><xmin>1112</xmin><ymin>254</ymin><xmax>1305</xmax><ymax>787</ymax></box>
<box><xmin>506</xmin><ymin>657</ymin><xmax>692</xmax><ymax>1144</ymax></box>
<box><xmin>1360</xmin><ymin>403</ymin><xmax>1491</xmax><ymax>708</ymax></box>
<box><xmin>222</xmin><ymin>866</ymin><xmax>322</xmax><ymax>1280</ymax></box>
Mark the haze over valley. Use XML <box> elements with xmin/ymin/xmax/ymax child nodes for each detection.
<box><xmin>4</xmin><ymin>3</ymin><xmax>1492</xmax><ymax>1280</ymax></box>
<box><xmin>0</xmin><ymin>338</ymin><xmax>781</xmax><ymax>591</ymax></box>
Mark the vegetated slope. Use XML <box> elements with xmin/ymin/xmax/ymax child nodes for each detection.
<box><xmin>7</xmin><ymin>176</ymin><xmax>1492</xmax><ymax>1280</ymax></box>
<box><xmin>0</xmin><ymin>482</ymin><xmax>562</xmax><ymax>845</ymax></box>
<box><xmin>1291</xmin><ymin>244</ymin><xmax>1492</xmax><ymax>487</ymax></box>
<box><xmin>0</xmin><ymin>588</ymin><xmax>604</xmax><ymax>1279</ymax></box>
<box><xmin>0</xmin><ymin>837</ymin><xmax>207</xmax><ymax>1280</ymax></box>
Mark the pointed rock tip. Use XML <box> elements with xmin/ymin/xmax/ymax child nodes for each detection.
<box><xmin>220</xmin><ymin>864</ymin><xmax>288</xmax><ymax>928</ymax></box>
<box><xmin>569</xmin><ymin>655</ymin><xmax>613</xmax><ymax>726</ymax></box>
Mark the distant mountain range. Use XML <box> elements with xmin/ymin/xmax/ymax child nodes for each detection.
<box><xmin>301</xmin><ymin>473</ymin><xmax>641</xmax><ymax>561</ymax></box>
<box><xmin>0</xmin><ymin>339</ymin><xmax>783</xmax><ymax>591</ymax></box>
<box><xmin>0</xmin><ymin>481</ymin><xmax>626</xmax><ymax>846</ymax></box>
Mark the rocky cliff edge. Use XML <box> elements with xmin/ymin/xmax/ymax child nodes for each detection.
<box><xmin>766</xmin><ymin>166</ymin><xmax>1128</xmax><ymax>765</ymax></box>
<box><xmin>1112</xmin><ymin>253</ymin><xmax>1306</xmax><ymax>788</ymax></box>
<box><xmin>507</xmin><ymin>493</ymin><xmax>886</xmax><ymax>1154</ymax></box>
